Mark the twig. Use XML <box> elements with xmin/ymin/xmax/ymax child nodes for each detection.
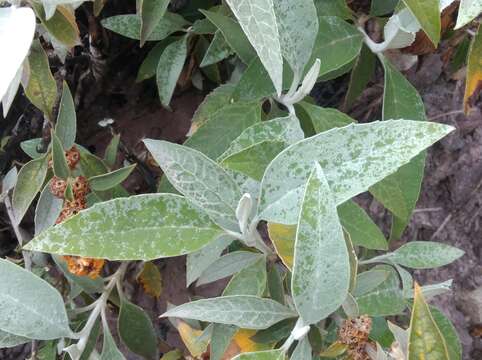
<box><xmin>429</xmin><ymin>110</ymin><xmax>464</xmax><ymax>121</ymax></box>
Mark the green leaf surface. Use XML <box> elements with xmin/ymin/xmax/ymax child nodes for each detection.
<box><xmin>356</xmin><ymin>265</ymin><xmax>406</xmax><ymax>316</ymax></box>
<box><xmin>223</xmin><ymin>256</ymin><xmax>267</xmax><ymax>296</ymax></box>
<box><xmin>343</xmin><ymin>44</ymin><xmax>376</xmax><ymax>110</ymax></box>
<box><xmin>32</xmin><ymin>3</ymin><xmax>80</xmax><ymax>47</ymax></box>
<box><xmin>200</xmin><ymin>10</ymin><xmax>256</xmax><ymax>64</ymax></box>
<box><xmin>338</xmin><ymin>201</ymin><xmax>388</xmax><ymax>250</ymax></box>
<box><xmin>370</xmin><ymin>0</ymin><xmax>399</xmax><ymax>16</ymax></box>
<box><xmin>162</xmin><ymin>295</ymin><xmax>296</xmax><ymax>329</ymax></box>
<box><xmin>89</xmin><ymin>164</ymin><xmax>136</xmax><ymax>191</ymax></box>
<box><xmin>156</xmin><ymin>36</ymin><xmax>188</xmax><ymax>108</ymax></box>
<box><xmin>408</xmin><ymin>284</ymin><xmax>449</xmax><ymax>360</ymax></box>
<box><xmin>0</xmin><ymin>258</ymin><xmax>71</xmax><ymax>340</ymax></box>
<box><xmin>0</xmin><ymin>329</ymin><xmax>29</xmax><ymax>348</ymax></box>
<box><xmin>186</xmin><ymin>102</ymin><xmax>262</xmax><ymax>160</ymax></box>
<box><xmin>273</xmin><ymin>0</ymin><xmax>319</xmax><ymax>78</ymax></box>
<box><xmin>455</xmin><ymin>0</ymin><xmax>482</xmax><ymax>29</ymax></box>
<box><xmin>250</xmin><ymin>318</ymin><xmax>295</xmax><ymax>343</ymax></box>
<box><xmin>225</xmin><ymin>0</ymin><xmax>283</xmax><ymax>94</ymax></box>
<box><xmin>26</xmin><ymin>194</ymin><xmax>225</xmax><ymax>260</ymax></box>
<box><xmin>232</xmin><ymin>349</ymin><xmax>285</xmax><ymax>360</ymax></box>
<box><xmin>20</xmin><ymin>138</ymin><xmax>43</xmax><ymax>159</ymax></box>
<box><xmin>291</xmin><ymin>337</ymin><xmax>312</xmax><ymax>360</ymax></box>
<box><xmin>219</xmin><ymin>115</ymin><xmax>304</xmax><ymax>162</ymax></box>
<box><xmin>100</xmin><ymin>321</ymin><xmax>126</xmax><ymax>360</ymax></box>
<box><xmin>197</xmin><ymin>251</ymin><xmax>265</xmax><ymax>286</ymax></box>
<box><xmin>25</xmin><ymin>40</ymin><xmax>58</xmax><ymax>119</ymax></box>
<box><xmin>353</xmin><ymin>270</ymin><xmax>390</xmax><ymax>297</ymax></box>
<box><xmin>314</xmin><ymin>0</ymin><xmax>353</xmax><ymax>19</ymax></box>
<box><xmin>35</xmin><ymin>180</ymin><xmax>63</xmax><ymax>235</ymax></box>
<box><xmin>139</xmin><ymin>0</ymin><xmax>169</xmax><ymax>46</ymax></box>
<box><xmin>118</xmin><ymin>298</ymin><xmax>158</xmax><ymax>359</ymax></box>
<box><xmin>200</xmin><ymin>30</ymin><xmax>233</xmax><ymax>67</ymax></box>
<box><xmin>231</xmin><ymin>58</ymin><xmax>276</xmax><ymax>101</ymax></box>
<box><xmin>136</xmin><ymin>38</ymin><xmax>176</xmax><ymax>82</ymax></box>
<box><xmin>104</xmin><ymin>134</ymin><xmax>120</xmax><ymax>169</ymax></box>
<box><xmin>55</xmin><ymin>82</ymin><xmax>77</xmax><ymax>150</ymax></box>
<box><xmin>296</xmin><ymin>102</ymin><xmax>354</xmax><ymax>134</ymax></box>
<box><xmin>374</xmin><ymin>241</ymin><xmax>464</xmax><ymax>269</ymax></box>
<box><xmin>144</xmin><ymin>139</ymin><xmax>242</xmax><ymax>231</ymax></box>
<box><xmin>402</xmin><ymin>0</ymin><xmax>441</xmax><ymax>45</ymax></box>
<box><xmin>191</xmin><ymin>83</ymin><xmax>236</xmax><ymax>129</ymax></box>
<box><xmin>430</xmin><ymin>306</ymin><xmax>462</xmax><ymax>360</ymax></box>
<box><xmin>311</xmin><ymin>16</ymin><xmax>363</xmax><ymax>77</ymax></box>
<box><xmin>12</xmin><ymin>155</ymin><xmax>49</xmax><ymax>224</ymax></box>
<box><xmin>258</xmin><ymin>120</ymin><xmax>453</xmax><ymax>224</ymax></box>
<box><xmin>267</xmin><ymin>265</ymin><xmax>285</xmax><ymax>305</ymax></box>
<box><xmin>211</xmin><ymin>324</ymin><xmax>238</xmax><ymax>360</ymax></box>
<box><xmin>52</xmin><ymin>132</ymin><xmax>70</xmax><ymax>179</ymax></box>
<box><xmin>101</xmin><ymin>13</ymin><xmax>188</xmax><ymax>41</ymax></box>
<box><xmin>186</xmin><ymin>235</ymin><xmax>233</xmax><ymax>287</ymax></box>
<box><xmin>292</xmin><ymin>163</ymin><xmax>349</xmax><ymax>324</ymax></box>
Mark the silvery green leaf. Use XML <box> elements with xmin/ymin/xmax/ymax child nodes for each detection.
<box><xmin>311</xmin><ymin>16</ymin><xmax>363</xmax><ymax>77</ymax></box>
<box><xmin>258</xmin><ymin>120</ymin><xmax>454</xmax><ymax>224</ymax></box>
<box><xmin>232</xmin><ymin>349</ymin><xmax>285</xmax><ymax>360</ymax></box>
<box><xmin>55</xmin><ymin>82</ymin><xmax>76</xmax><ymax>150</ymax></box>
<box><xmin>353</xmin><ymin>270</ymin><xmax>390</xmax><ymax>297</ymax></box>
<box><xmin>39</xmin><ymin>0</ymin><xmax>84</xmax><ymax>20</ymax></box>
<box><xmin>0</xmin><ymin>6</ymin><xmax>36</xmax><ymax>100</ymax></box>
<box><xmin>218</xmin><ymin>115</ymin><xmax>304</xmax><ymax>162</ymax></box>
<box><xmin>296</xmin><ymin>101</ymin><xmax>353</xmax><ymax>135</ymax></box>
<box><xmin>100</xmin><ymin>320</ymin><xmax>126</xmax><ymax>360</ymax></box>
<box><xmin>186</xmin><ymin>235</ymin><xmax>233</xmax><ymax>287</ymax></box>
<box><xmin>224</xmin><ymin>256</ymin><xmax>267</xmax><ymax>296</ymax></box>
<box><xmin>0</xmin><ymin>258</ymin><xmax>72</xmax><ymax>339</ymax></box>
<box><xmin>35</xmin><ymin>180</ymin><xmax>63</xmax><ymax>235</ymax></box>
<box><xmin>200</xmin><ymin>10</ymin><xmax>256</xmax><ymax>65</ymax></box>
<box><xmin>402</xmin><ymin>0</ymin><xmax>441</xmax><ymax>46</ymax></box>
<box><xmin>25</xmin><ymin>194</ymin><xmax>225</xmax><ymax>260</ymax></box>
<box><xmin>156</xmin><ymin>36</ymin><xmax>188</xmax><ymax>108</ymax></box>
<box><xmin>221</xmin><ymin>140</ymin><xmax>287</xmax><ymax>182</ymax></box>
<box><xmin>2</xmin><ymin>167</ymin><xmax>18</xmax><ymax>196</ymax></box>
<box><xmin>430</xmin><ymin>306</ymin><xmax>462</xmax><ymax>360</ymax></box>
<box><xmin>12</xmin><ymin>155</ymin><xmax>49</xmax><ymax>224</ymax></box>
<box><xmin>88</xmin><ymin>164</ymin><xmax>136</xmax><ymax>191</ymax></box>
<box><xmin>273</xmin><ymin>0</ymin><xmax>318</xmax><ymax>78</ymax></box>
<box><xmin>20</xmin><ymin>138</ymin><xmax>43</xmax><ymax>159</ymax></box>
<box><xmin>290</xmin><ymin>337</ymin><xmax>312</xmax><ymax>360</ymax></box>
<box><xmin>139</xmin><ymin>0</ymin><xmax>170</xmax><ymax>46</ymax></box>
<box><xmin>356</xmin><ymin>265</ymin><xmax>406</xmax><ymax>316</ymax></box>
<box><xmin>200</xmin><ymin>30</ymin><xmax>233</xmax><ymax>67</ymax></box>
<box><xmin>210</xmin><ymin>324</ymin><xmax>237</xmax><ymax>360</ymax></box>
<box><xmin>225</xmin><ymin>0</ymin><xmax>284</xmax><ymax>95</ymax></box>
<box><xmin>455</xmin><ymin>0</ymin><xmax>482</xmax><ymax>29</ymax></box>
<box><xmin>197</xmin><ymin>251</ymin><xmax>265</xmax><ymax>286</ymax></box>
<box><xmin>1</xmin><ymin>64</ymin><xmax>22</xmax><ymax>118</ymax></box>
<box><xmin>365</xmin><ymin>241</ymin><xmax>464</xmax><ymax>269</ymax></box>
<box><xmin>387</xmin><ymin>321</ymin><xmax>408</xmax><ymax>357</ymax></box>
<box><xmin>406</xmin><ymin>279</ymin><xmax>453</xmax><ymax>300</ymax></box>
<box><xmin>0</xmin><ymin>329</ymin><xmax>29</xmax><ymax>348</ymax></box>
<box><xmin>342</xmin><ymin>293</ymin><xmax>359</xmax><ymax>318</ymax></box>
<box><xmin>101</xmin><ymin>13</ymin><xmax>188</xmax><ymax>41</ymax></box>
<box><xmin>162</xmin><ymin>295</ymin><xmax>297</xmax><ymax>329</ymax></box>
<box><xmin>144</xmin><ymin>139</ymin><xmax>242</xmax><ymax>231</ymax></box>
<box><xmin>292</xmin><ymin>163</ymin><xmax>349</xmax><ymax>324</ymax></box>
<box><xmin>52</xmin><ymin>132</ymin><xmax>70</xmax><ymax>180</ymax></box>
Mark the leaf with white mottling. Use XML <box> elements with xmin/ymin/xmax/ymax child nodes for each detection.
<box><xmin>25</xmin><ymin>194</ymin><xmax>225</xmax><ymax>260</ymax></box>
<box><xmin>366</xmin><ymin>241</ymin><xmax>464</xmax><ymax>269</ymax></box>
<box><xmin>273</xmin><ymin>0</ymin><xmax>318</xmax><ymax>77</ymax></box>
<box><xmin>0</xmin><ymin>258</ymin><xmax>72</xmax><ymax>340</ymax></box>
<box><xmin>197</xmin><ymin>251</ymin><xmax>265</xmax><ymax>286</ymax></box>
<box><xmin>89</xmin><ymin>164</ymin><xmax>136</xmax><ymax>191</ymax></box>
<box><xmin>455</xmin><ymin>0</ymin><xmax>482</xmax><ymax>29</ymax></box>
<box><xmin>225</xmin><ymin>0</ymin><xmax>283</xmax><ymax>95</ymax></box>
<box><xmin>101</xmin><ymin>13</ymin><xmax>188</xmax><ymax>41</ymax></box>
<box><xmin>157</xmin><ymin>36</ymin><xmax>188</xmax><ymax>108</ymax></box>
<box><xmin>292</xmin><ymin>163</ymin><xmax>349</xmax><ymax>324</ymax></box>
<box><xmin>218</xmin><ymin>115</ymin><xmax>304</xmax><ymax>162</ymax></box>
<box><xmin>290</xmin><ymin>337</ymin><xmax>311</xmax><ymax>360</ymax></box>
<box><xmin>12</xmin><ymin>155</ymin><xmax>49</xmax><ymax>224</ymax></box>
<box><xmin>353</xmin><ymin>270</ymin><xmax>390</xmax><ymax>297</ymax></box>
<box><xmin>430</xmin><ymin>306</ymin><xmax>462</xmax><ymax>360</ymax></box>
<box><xmin>139</xmin><ymin>0</ymin><xmax>170</xmax><ymax>46</ymax></box>
<box><xmin>35</xmin><ymin>181</ymin><xmax>63</xmax><ymax>235</ymax></box>
<box><xmin>200</xmin><ymin>30</ymin><xmax>234</xmax><ymax>67</ymax></box>
<box><xmin>162</xmin><ymin>295</ymin><xmax>296</xmax><ymax>329</ymax></box>
<box><xmin>258</xmin><ymin>120</ymin><xmax>453</xmax><ymax>224</ymax></box>
<box><xmin>144</xmin><ymin>139</ymin><xmax>242</xmax><ymax>231</ymax></box>
<box><xmin>0</xmin><ymin>7</ymin><xmax>35</xmax><ymax>100</ymax></box>
<box><xmin>186</xmin><ymin>235</ymin><xmax>233</xmax><ymax>287</ymax></box>
<box><xmin>296</xmin><ymin>102</ymin><xmax>354</xmax><ymax>134</ymax></box>
<box><xmin>232</xmin><ymin>349</ymin><xmax>285</xmax><ymax>360</ymax></box>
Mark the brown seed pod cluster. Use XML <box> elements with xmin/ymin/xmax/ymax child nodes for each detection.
<box><xmin>48</xmin><ymin>146</ymin><xmax>81</xmax><ymax>170</ymax></box>
<box><xmin>338</xmin><ymin>315</ymin><xmax>373</xmax><ymax>360</ymax></box>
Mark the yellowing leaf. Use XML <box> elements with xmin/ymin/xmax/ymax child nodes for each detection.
<box><xmin>267</xmin><ymin>223</ymin><xmax>295</xmax><ymax>270</ymax></box>
<box><xmin>137</xmin><ymin>262</ymin><xmax>162</xmax><ymax>298</ymax></box>
<box><xmin>464</xmin><ymin>24</ymin><xmax>482</xmax><ymax>114</ymax></box>
<box><xmin>177</xmin><ymin>321</ymin><xmax>208</xmax><ymax>357</ymax></box>
<box><xmin>407</xmin><ymin>283</ymin><xmax>450</xmax><ymax>360</ymax></box>
<box><xmin>222</xmin><ymin>329</ymin><xmax>273</xmax><ymax>359</ymax></box>
<box><xmin>319</xmin><ymin>341</ymin><xmax>348</xmax><ymax>358</ymax></box>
